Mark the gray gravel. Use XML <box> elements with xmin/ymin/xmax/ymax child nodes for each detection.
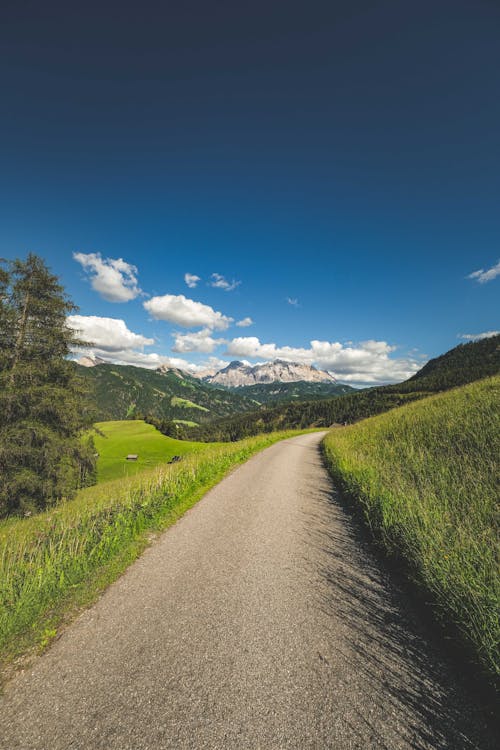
<box><xmin>0</xmin><ymin>432</ymin><xmax>497</xmax><ymax>749</ymax></box>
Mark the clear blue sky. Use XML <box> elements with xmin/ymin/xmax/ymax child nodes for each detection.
<box><xmin>1</xmin><ymin>1</ymin><xmax>499</xmax><ymax>384</ymax></box>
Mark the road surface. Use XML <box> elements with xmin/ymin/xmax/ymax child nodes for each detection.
<box><xmin>0</xmin><ymin>432</ymin><xmax>497</xmax><ymax>749</ymax></box>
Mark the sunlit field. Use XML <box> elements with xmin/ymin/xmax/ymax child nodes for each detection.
<box><xmin>92</xmin><ymin>420</ymin><xmax>209</xmax><ymax>482</ymax></box>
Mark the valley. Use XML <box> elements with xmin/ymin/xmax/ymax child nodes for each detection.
<box><xmin>3</xmin><ymin>7</ymin><xmax>499</xmax><ymax>745</ymax></box>
<box><xmin>76</xmin><ymin>357</ymin><xmax>356</xmax><ymax>423</ymax></box>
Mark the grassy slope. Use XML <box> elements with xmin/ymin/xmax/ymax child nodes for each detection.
<box><xmin>93</xmin><ymin>420</ymin><xmax>209</xmax><ymax>482</ymax></box>
<box><xmin>322</xmin><ymin>376</ymin><xmax>500</xmax><ymax>677</ymax></box>
<box><xmin>170</xmin><ymin>396</ymin><xmax>209</xmax><ymax>411</ymax></box>
<box><xmin>0</xmin><ymin>429</ymin><xmax>314</xmax><ymax>680</ymax></box>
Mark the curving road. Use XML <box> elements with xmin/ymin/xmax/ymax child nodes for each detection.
<box><xmin>0</xmin><ymin>432</ymin><xmax>497</xmax><ymax>749</ymax></box>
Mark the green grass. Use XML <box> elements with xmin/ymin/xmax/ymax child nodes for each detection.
<box><xmin>322</xmin><ymin>376</ymin><xmax>500</xmax><ymax>678</ymax></box>
<box><xmin>170</xmin><ymin>396</ymin><xmax>209</xmax><ymax>411</ymax></box>
<box><xmin>93</xmin><ymin>420</ymin><xmax>209</xmax><ymax>482</ymax></box>
<box><xmin>0</xmin><ymin>429</ymin><xmax>313</xmax><ymax>680</ymax></box>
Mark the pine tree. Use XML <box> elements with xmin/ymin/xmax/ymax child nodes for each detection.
<box><xmin>0</xmin><ymin>254</ymin><xmax>96</xmax><ymax>516</ymax></box>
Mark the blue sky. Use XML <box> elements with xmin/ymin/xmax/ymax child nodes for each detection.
<box><xmin>1</xmin><ymin>1</ymin><xmax>499</xmax><ymax>384</ymax></box>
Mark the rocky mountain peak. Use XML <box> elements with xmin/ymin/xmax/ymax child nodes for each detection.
<box><xmin>205</xmin><ymin>359</ymin><xmax>336</xmax><ymax>387</ymax></box>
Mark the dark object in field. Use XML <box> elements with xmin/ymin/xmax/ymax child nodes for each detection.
<box><xmin>126</xmin><ymin>454</ymin><xmax>138</xmax><ymax>461</ymax></box>
<box><xmin>168</xmin><ymin>455</ymin><xmax>182</xmax><ymax>464</ymax></box>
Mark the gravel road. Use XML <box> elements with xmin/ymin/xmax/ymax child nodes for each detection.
<box><xmin>0</xmin><ymin>432</ymin><xmax>497</xmax><ymax>749</ymax></box>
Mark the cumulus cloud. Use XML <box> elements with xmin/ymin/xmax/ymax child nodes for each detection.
<box><xmin>144</xmin><ymin>294</ymin><xmax>232</xmax><ymax>330</ymax></box>
<box><xmin>76</xmin><ymin>347</ymin><xmax>211</xmax><ymax>372</ymax></box>
<box><xmin>190</xmin><ymin>357</ymin><xmax>232</xmax><ymax>377</ymax></box>
<box><xmin>459</xmin><ymin>331</ymin><xmax>499</xmax><ymax>341</ymax></box>
<box><xmin>184</xmin><ymin>273</ymin><xmax>201</xmax><ymax>289</ymax></box>
<box><xmin>67</xmin><ymin>315</ymin><xmax>154</xmax><ymax>351</ymax></box>
<box><xmin>172</xmin><ymin>328</ymin><xmax>225</xmax><ymax>354</ymax></box>
<box><xmin>73</xmin><ymin>252</ymin><xmax>141</xmax><ymax>302</ymax></box>
<box><xmin>467</xmin><ymin>259</ymin><xmax>500</xmax><ymax>284</ymax></box>
<box><xmin>67</xmin><ymin>315</ymin><xmax>217</xmax><ymax>373</ymax></box>
<box><xmin>225</xmin><ymin>336</ymin><xmax>420</xmax><ymax>385</ymax></box>
<box><xmin>67</xmin><ymin>314</ymin><xmax>422</xmax><ymax>384</ymax></box>
<box><xmin>236</xmin><ymin>317</ymin><xmax>253</xmax><ymax>327</ymax></box>
<box><xmin>210</xmin><ymin>273</ymin><xmax>241</xmax><ymax>292</ymax></box>
<box><xmin>226</xmin><ymin>336</ymin><xmax>312</xmax><ymax>363</ymax></box>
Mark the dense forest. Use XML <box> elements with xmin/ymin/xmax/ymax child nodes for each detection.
<box><xmin>226</xmin><ymin>380</ymin><xmax>354</xmax><ymax>404</ymax></box>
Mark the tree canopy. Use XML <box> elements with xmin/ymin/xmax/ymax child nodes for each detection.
<box><xmin>0</xmin><ymin>254</ymin><xmax>96</xmax><ymax>516</ymax></box>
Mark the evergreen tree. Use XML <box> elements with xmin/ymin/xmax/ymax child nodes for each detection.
<box><xmin>0</xmin><ymin>254</ymin><xmax>96</xmax><ymax>516</ymax></box>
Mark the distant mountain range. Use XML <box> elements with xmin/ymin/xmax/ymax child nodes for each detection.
<box><xmin>77</xmin><ymin>335</ymin><xmax>500</xmax><ymax>428</ymax></box>
<box><xmin>184</xmin><ymin>335</ymin><xmax>500</xmax><ymax>441</ymax></box>
<box><xmin>75</xmin><ymin>358</ymin><xmax>353</xmax><ymax>423</ymax></box>
<box><xmin>204</xmin><ymin>359</ymin><xmax>337</xmax><ymax>387</ymax></box>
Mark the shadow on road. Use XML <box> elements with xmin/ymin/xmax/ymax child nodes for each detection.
<box><xmin>301</xmin><ymin>445</ymin><xmax>499</xmax><ymax>750</ymax></box>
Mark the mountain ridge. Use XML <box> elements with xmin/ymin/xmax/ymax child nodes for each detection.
<box><xmin>205</xmin><ymin>359</ymin><xmax>337</xmax><ymax>387</ymax></box>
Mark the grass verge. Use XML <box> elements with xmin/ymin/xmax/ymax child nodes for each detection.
<box><xmin>0</xmin><ymin>430</ymin><xmax>311</xmax><ymax>683</ymax></box>
<box><xmin>322</xmin><ymin>376</ymin><xmax>499</xmax><ymax>679</ymax></box>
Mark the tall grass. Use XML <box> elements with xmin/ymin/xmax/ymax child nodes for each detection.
<box><xmin>322</xmin><ymin>376</ymin><xmax>500</xmax><ymax>677</ymax></box>
<box><xmin>0</xmin><ymin>430</ymin><xmax>309</xmax><ymax>671</ymax></box>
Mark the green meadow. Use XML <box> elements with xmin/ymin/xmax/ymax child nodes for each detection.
<box><xmin>93</xmin><ymin>420</ymin><xmax>209</xmax><ymax>482</ymax></box>
<box><xmin>323</xmin><ymin>376</ymin><xmax>500</xmax><ymax>677</ymax></box>
<box><xmin>170</xmin><ymin>396</ymin><xmax>209</xmax><ymax>411</ymax></box>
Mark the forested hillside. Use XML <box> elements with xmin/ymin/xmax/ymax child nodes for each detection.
<box><xmin>228</xmin><ymin>380</ymin><xmax>354</xmax><ymax>404</ymax></box>
<box><xmin>400</xmin><ymin>334</ymin><xmax>500</xmax><ymax>391</ymax></box>
<box><xmin>76</xmin><ymin>363</ymin><xmax>256</xmax><ymax>423</ymax></box>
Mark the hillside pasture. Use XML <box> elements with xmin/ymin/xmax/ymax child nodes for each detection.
<box><xmin>170</xmin><ymin>396</ymin><xmax>209</xmax><ymax>411</ymax></box>
<box><xmin>93</xmin><ymin>420</ymin><xmax>208</xmax><ymax>482</ymax></box>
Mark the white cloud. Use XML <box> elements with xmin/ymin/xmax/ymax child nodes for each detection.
<box><xmin>73</xmin><ymin>252</ymin><xmax>141</xmax><ymax>302</ymax></box>
<box><xmin>184</xmin><ymin>273</ymin><xmax>201</xmax><ymax>289</ymax></box>
<box><xmin>467</xmin><ymin>259</ymin><xmax>500</xmax><ymax>284</ymax></box>
<box><xmin>144</xmin><ymin>294</ymin><xmax>232</xmax><ymax>330</ymax></box>
<box><xmin>210</xmin><ymin>273</ymin><xmax>241</xmax><ymax>292</ymax></box>
<box><xmin>67</xmin><ymin>315</ymin><xmax>154</xmax><ymax>351</ymax></box>
<box><xmin>236</xmin><ymin>317</ymin><xmax>253</xmax><ymax>327</ymax></box>
<box><xmin>226</xmin><ymin>336</ymin><xmax>312</xmax><ymax>363</ymax></box>
<box><xmin>225</xmin><ymin>336</ymin><xmax>421</xmax><ymax>385</ymax></box>
<box><xmin>172</xmin><ymin>328</ymin><xmax>225</xmax><ymax>354</ymax></box>
<box><xmin>67</xmin><ymin>314</ymin><xmax>423</xmax><ymax>385</ymax></box>
<box><xmin>189</xmin><ymin>356</ymin><xmax>232</xmax><ymax>377</ymax></box>
<box><xmin>459</xmin><ymin>331</ymin><xmax>499</xmax><ymax>341</ymax></box>
<box><xmin>67</xmin><ymin>314</ymin><xmax>228</xmax><ymax>373</ymax></box>
<box><xmin>287</xmin><ymin>297</ymin><xmax>299</xmax><ymax>306</ymax></box>
<box><xmin>74</xmin><ymin>347</ymin><xmax>212</xmax><ymax>373</ymax></box>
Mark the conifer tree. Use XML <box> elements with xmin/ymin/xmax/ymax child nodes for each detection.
<box><xmin>0</xmin><ymin>254</ymin><xmax>96</xmax><ymax>516</ymax></box>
